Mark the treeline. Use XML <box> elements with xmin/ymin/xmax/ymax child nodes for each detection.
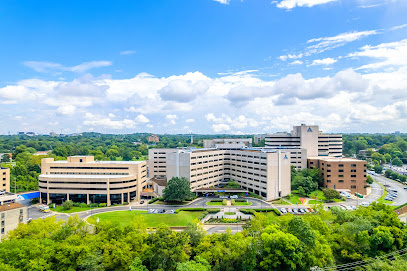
<box><xmin>343</xmin><ymin>134</ymin><xmax>407</xmax><ymax>165</ymax></box>
<box><xmin>0</xmin><ymin>203</ymin><xmax>406</xmax><ymax>270</ymax></box>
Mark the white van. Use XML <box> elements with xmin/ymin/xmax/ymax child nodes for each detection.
<box><xmin>230</xmin><ymin>195</ymin><xmax>238</xmax><ymax>199</ymax></box>
<box><xmin>361</xmin><ymin>202</ymin><xmax>370</xmax><ymax>207</ymax></box>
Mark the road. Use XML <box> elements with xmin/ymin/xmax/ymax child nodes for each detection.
<box><xmin>370</xmin><ymin>174</ymin><xmax>407</xmax><ymax>206</ymax></box>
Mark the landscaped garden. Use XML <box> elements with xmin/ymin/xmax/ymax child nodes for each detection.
<box><xmin>51</xmin><ymin>201</ymin><xmax>124</xmax><ymax>213</ymax></box>
<box><xmin>206</xmin><ymin>199</ymin><xmax>226</xmax><ymax>206</ymax></box>
<box><xmin>88</xmin><ymin>210</ymin><xmax>205</xmax><ymax>227</ymax></box>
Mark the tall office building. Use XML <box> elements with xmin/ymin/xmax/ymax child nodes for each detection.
<box><xmin>39</xmin><ymin>156</ymin><xmax>147</xmax><ymax>205</ymax></box>
<box><xmin>265</xmin><ymin>124</ymin><xmax>342</xmax><ymax>158</ymax></box>
<box><xmin>1</xmin><ymin>168</ymin><xmax>10</xmax><ymax>193</ymax></box>
<box><xmin>149</xmin><ymin>147</ymin><xmax>291</xmax><ymax>201</ymax></box>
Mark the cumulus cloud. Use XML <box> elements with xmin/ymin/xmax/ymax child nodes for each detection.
<box><xmin>310</xmin><ymin>58</ymin><xmax>337</xmax><ymax>66</ymax></box>
<box><xmin>57</xmin><ymin>105</ymin><xmax>77</xmax><ymax>115</ymax></box>
<box><xmin>186</xmin><ymin>118</ymin><xmax>195</xmax><ymax>123</ymax></box>
<box><xmin>289</xmin><ymin>60</ymin><xmax>304</xmax><ymax>65</ymax></box>
<box><xmin>83</xmin><ymin>113</ymin><xmax>137</xmax><ymax>130</ymax></box>
<box><xmin>212</xmin><ymin>123</ymin><xmax>231</xmax><ymax>133</ymax></box>
<box><xmin>24</xmin><ymin>60</ymin><xmax>112</xmax><ymax>73</ymax></box>
<box><xmin>166</xmin><ymin>114</ymin><xmax>178</xmax><ymax>125</ymax></box>
<box><xmin>275</xmin><ymin>0</ymin><xmax>338</xmax><ymax>9</ymax></box>
<box><xmin>158</xmin><ymin>80</ymin><xmax>209</xmax><ymax>103</ymax></box>
<box><xmin>135</xmin><ymin>114</ymin><xmax>150</xmax><ymax>123</ymax></box>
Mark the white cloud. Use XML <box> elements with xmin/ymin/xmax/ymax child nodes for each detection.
<box><xmin>159</xmin><ymin>80</ymin><xmax>209</xmax><ymax>103</ymax></box>
<box><xmin>135</xmin><ymin>114</ymin><xmax>150</xmax><ymax>123</ymax></box>
<box><xmin>186</xmin><ymin>118</ymin><xmax>195</xmax><ymax>123</ymax></box>
<box><xmin>275</xmin><ymin>0</ymin><xmax>337</xmax><ymax>9</ymax></box>
<box><xmin>57</xmin><ymin>105</ymin><xmax>77</xmax><ymax>115</ymax></box>
<box><xmin>146</xmin><ymin>124</ymin><xmax>154</xmax><ymax>128</ymax></box>
<box><xmin>83</xmin><ymin>113</ymin><xmax>137</xmax><ymax>130</ymax></box>
<box><xmin>24</xmin><ymin>60</ymin><xmax>112</xmax><ymax>73</ymax></box>
<box><xmin>166</xmin><ymin>114</ymin><xmax>178</xmax><ymax>125</ymax></box>
<box><xmin>307</xmin><ymin>30</ymin><xmax>378</xmax><ymax>54</ymax></box>
<box><xmin>120</xmin><ymin>50</ymin><xmax>136</xmax><ymax>55</ymax></box>
<box><xmin>310</xmin><ymin>58</ymin><xmax>337</xmax><ymax>66</ymax></box>
<box><xmin>212</xmin><ymin>123</ymin><xmax>231</xmax><ymax>133</ymax></box>
<box><xmin>349</xmin><ymin>39</ymin><xmax>407</xmax><ymax>70</ymax></box>
<box><xmin>289</xmin><ymin>60</ymin><xmax>304</xmax><ymax>65</ymax></box>
<box><xmin>213</xmin><ymin>0</ymin><xmax>230</xmax><ymax>4</ymax></box>
<box><xmin>279</xmin><ymin>53</ymin><xmax>303</xmax><ymax>61</ymax></box>
<box><xmin>390</xmin><ymin>24</ymin><xmax>407</xmax><ymax>31</ymax></box>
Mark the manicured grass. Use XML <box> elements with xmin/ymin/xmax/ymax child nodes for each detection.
<box><xmin>308</xmin><ymin>200</ymin><xmax>324</xmax><ymax>204</ymax></box>
<box><xmin>206</xmin><ymin>202</ymin><xmax>225</xmax><ymax>206</ymax></box>
<box><xmin>309</xmin><ymin>190</ymin><xmax>326</xmax><ymax>201</ymax></box>
<box><xmin>272</xmin><ymin>198</ymin><xmax>291</xmax><ymax>205</ymax></box>
<box><xmin>54</xmin><ymin>206</ymin><xmax>94</xmax><ymax>213</ymax></box>
<box><xmin>224</xmin><ymin>212</ymin><xmax>235</xmax><ymax>215</ymax></box>
<box><xmin>334</xmin><ymin>198</ymin><xmax>345</xmax><ymax>202</ymax></box>
<box><xmin>233</xmin><ymin>201</ymin><xmax>252</xmax><ymax>206</ymax></box>
<box><xmin>376</xmin><ymin>181</ymin><xmax>393</xmax><ymax>204</ymax></box>
<box><xmin>153</xmin><ymin>201</ymin><xmax>189</xmax><ymax>205</ymax></box>
<box><xmin>89</xmin><ymin>210</ymin><xmax>205</xmax><ymax>227</ymax></box>
<box><xmin>285</xmin><ymin>194</ymin><xmax>302</xmax><ymax>205</ymax></box>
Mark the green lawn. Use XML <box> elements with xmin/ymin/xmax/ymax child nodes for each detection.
<box><xmin>89</xmin><ymin>210</ymin><xmax>205</xmax><ymax>227</ymax></box>
<box><xmin>376</xmin><ymin>181</ymin><xmax>393</xmax><ymax>204</ymax></box>
<box><xmin>309</xmin><ymin>190</ymin><xmax>326</xmax><ymax>201</ymax></box>
<box><xmin>153</xmin><ymin>201</ymin><xmax>189</xmax><ymax>205</ymax></box>
<box><xmin>272</xmin><ymin>198</ymin><xmax>291</xmax><ymax>205</ymax></box>
<box><xmin>224</xmin><ymin>212</ymin><xmax>235</xmax><ymax>215</ymax></box>
<box><xmin>54</xmin><ymin>206</ymin><xmax>94</xmax><ymax>213</ymax></box>
<box><xmin>308</xmin><ymin>200</ymin><xmax>324</xmax><ymax>204</ymax></box>
<box><xmin>206</xmin><ymin>202</ymin><xmax>225</xmax><ymax>206</ymax></box>
<box><xmin>233</xmin><ymin>201</ymin><xmax>252</xmax><ymax>206</ymax></box>
<box><xmin>285</xmin><ymin>194</ymin><xmax>302</xmax><ymax>205</ymax></box>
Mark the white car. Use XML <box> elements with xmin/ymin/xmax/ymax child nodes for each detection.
<box><xmin>230</xmin><ymin>195</ymin><xmax>238</xmax><ymax>199</ymax></box>
<box><xmin>361</xmin><ymin>202</ymin><xmax>370</xmax><ymax>207</ymax></box>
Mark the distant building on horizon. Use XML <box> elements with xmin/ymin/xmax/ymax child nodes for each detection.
<box><xmin>147</xmin><ymin>134</ymin><xmax>159</xmax><ymax>143</ymax></box>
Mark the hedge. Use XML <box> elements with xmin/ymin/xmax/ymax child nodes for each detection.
<box><xmin>235</xmin><ymin>199</ymin><xmax>247</xmax><ymax>202</ymax></box>
<box><xmin>207</xmin><ymin>208</ymin><xmax>220</xmax><ymax>213</ymax></box>
<box><xmin>175</xmin><ymin>208</ymin><xmax>205</xmax><ymax>213</ymax></box>
<box><xmin>394</xmin><ymin>202</ymin><xmax>407</xmax><ymax>211</ymax></box>
<box><xmin>240</xmin><ymin>208</ymin><xmax>281</xmax><ymax>216</ymax></box>
<box><xmin>210</xmin><ymin>199</ymin><xmax>223</xmax><ymax>202</ymax></box>
<box><xmin>148</xmin><ymin>197</ymin><xmax>163</xmax><ymax>204</ymax></box>
<box><xmin>240</xmin><ymin>209</ymin><xmax>256</xmax><ymax>215</ymax></box>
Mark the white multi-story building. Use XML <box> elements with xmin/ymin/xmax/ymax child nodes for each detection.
<box><xmin>203</xmin><ymin>138</ymin><xmax>252</xmax><ymax>149</ymax></box>
<box><xmin>265</xmin><ymin>124</ymin><xmax>342</xmax><ymax>158</ymax></box>
<box><xmin>149</xmin><ymin>147</ymin><xmax>291</xmax><ymax>201</ymax></box>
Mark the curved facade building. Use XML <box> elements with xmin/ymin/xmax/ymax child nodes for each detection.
<box><xmin>39</xmin><ymin>156</ymin><xmax>147</xmax><ymax>205</ymax></box>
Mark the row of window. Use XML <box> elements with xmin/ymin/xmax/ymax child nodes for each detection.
<box><xmin>50</xmin><ymin>166</ymin><xmax>130</xmax><ymax>170</ymax></box>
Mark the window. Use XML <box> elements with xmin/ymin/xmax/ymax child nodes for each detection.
<box><xmin>351</xmin><ymin>169</ymin><xmax>356</xmax><ymax>172</ymax></box>
<box><xmin>339</xmin><ymin>164</ymin><xmax>344</xmax><ymax>167</ymax></box>
<box><xmin>338</xmin><ymin>180</ymin><xmax>344</xmax><ymax>183</ymax></box>
<box><xmin>351</xmin><ymin>185</ymin><xmax>357</xmax><ymax>189</ymax></box>
<box><xmin>326</xmin><ymin>180</ymin><xmax>331</xmax><ymax>183</ymax></box>
<box><xmin>338</xmin><ymin>175</ymin><xmax>344</xmax><ymax>177</ymax></box>
<box><xmin>351</xmin><ymin>175</ymin><xmax>356</xmax><ymax>178</ymax></box>
<box><xmin>339</xmin><ymin>169</ymin><xmax>344</xmax><ymax>172</ymax></box>
<box><xmin>327</xmin><ymin>164</ymin><xmax>331</xmax><ymax>167</ymax></box>
<box><xmin>351</xmin><ymin>164</ymin><xmax>356</xmax><ymax>167</ymax></box>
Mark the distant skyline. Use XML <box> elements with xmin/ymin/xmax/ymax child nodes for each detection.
<box><xmin>1</xmin><ymin>0</ymin><xmax>407</xmax><ymax>134</ymax></box>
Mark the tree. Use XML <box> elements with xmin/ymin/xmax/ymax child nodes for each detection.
<box><xmin>1</xmin><ymin>155</ymin><xmax>10</xmax><ymax>163</ymax></box>
<box><xmin>374</xmin><ymin>164</ymin><xmax>383</xmax><ymax>174</ymax></box>
<box><xmin>292</xmin><ymin>176</ymin><xmax>317</xmax><ymax>196</ymax></box>
<box><xmin>162</xmin><ymin>177</ymin><xmax>193</xmax><ymax>202</ymax></box>
<box><xmin>366</xmin><ymin>175</ymin><xmax>374</xmax><ymax>184</ymax></box>
<box><xmin>322</xmin><ymin>188</ymin><xmax>341</xmax><ymax>202</ymax></box>
<box><xmin>176</xmin><ymin>256</ymin><xmax>211</xmax><ymax>271</ymax></box>
<box><xmin>129</xmin><ymin>257</ymin><xmax>148</xmax><ymax>271</ymax></box>
<box><xmin>62</xmin><ymin>200</ymin><xmax>74</xmax><ymax>210</ymax></box>
<box><xmin>391</xmin><ymin>157</ymin><xmax>403</xmax><ymax>167</ymax></box>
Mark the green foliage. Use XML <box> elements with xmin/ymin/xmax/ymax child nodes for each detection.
<box><xmin>366</xmin><ymin>175</ymin><xmax>374</xmax><ymax>184</ymax></box>
<box><xmin>291</xmin><ymin>168</ymin><xmax>321</xmax><ymax>196</ymax></box>
<box><xmin>148</xmin><ymin>197</ymin><xmax>162</xmax><ymax>204</ymax></box>
<box><xmin>80</xmin><ymin>203</ymin><xmax>88</xmax><ymax>208</ymax></box>
<box><xmin>224</xmin><ymin>180</ymin><xmax>240</xmax><ymax>189</ymax></box>
<box><xmin>62</xmin><ymin>200</ymin><xmax>74</xmax><ymax>210</ymax></box>
<box><xmin>385</xmin><ymin>169</ymin><xmax>407</xmax><ymax>183</ymax></box>
<box><xmin>322</xmin><ymin>188</ymin><xmax>341</xmax><ymax>202</ymax></box>
<box><xmin>207</xmin><ymin>208</ymin><xmax>220</xmax><ymax>213</ymax></box>
<box><xmin>176</xmin><ymin>256</ymin><xmax>211</xmax><ymax>271</ymax></box>
<box><xmin>222</xmin><ymin>199</ymin><xmax>227</xmax><ymax>205</ymax></box>
<box><xmin>129</xmin><ymin>257</ymin><xmax>148</xmax><ymax>271</ymax></box>
<box><xmin>163</xmin><ymin>177</ymin><xmax>193</xmax><ymax>203</ymax></box>
<box><xmin>392</xmin><ymin>157</ymin><xmax>403</xmax><ymax>166</ymax></box>
<box><xmin>231</xmin><ymin>199</ymin><xmax>235</xmax><ymax>205</ymax></box>
<box><xmin>99</xmin><ymin>203</ymin><xmax>107</xmax><ymax>207</ymax></box>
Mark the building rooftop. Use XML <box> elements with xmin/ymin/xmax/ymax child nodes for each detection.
<box><xmin>308</xmin><ymin>156</ymin><xmax>364</xmax><ymax>162</ymax></box>
<box><xmin>150</xmin><ymin>177</ymin><xmax>167</xmax><ymax>187</ymax></box>
<box><xmin>39</xmin><ymin>174</ymin><xmax>133</xmax><ymax>178</ymax></box>
<box><xmin>52</xmin><ymin>160</ymin><xmax>145</xmax><ymax>164</ymax></box>
<box><xmin>0</xmin><ymin>202</ymin><xmax>25</xmax><ymax>212</ymax></box>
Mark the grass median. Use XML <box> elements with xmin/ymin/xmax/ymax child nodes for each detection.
<box><xmin>88</xmin><ymin>210</ymin><xmax>205</xmax><ymax>227</ymax></box>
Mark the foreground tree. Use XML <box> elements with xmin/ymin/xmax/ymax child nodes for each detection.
<box><xmin>322</xmin><ymin>188</ymin><xmax>341</xmax><ymax>202</ymax></box>
<box><xmin>163</xmin><ymin>177</ymin><xmax>193</xmax><ymax>202</ymax></box>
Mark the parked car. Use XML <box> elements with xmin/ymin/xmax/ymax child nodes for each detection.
<box><xmin>287</xmin><ymin>208</ymin><xmax>292</xmax><ymax>213</ymax></box>
<box><xmin>280</xmin><ymin>208</ymin><xmax>287</xmax><ymax>214</ymax></box>
<box><xmin>292</xmin><ymin>208</ymin><xmax>298</xmax><ymax>214</ymax></box>
<box><xmin>170</xmin><ymin>209</ymin><xmax>175</xmax><ymax>214</ymax></box>
<box><xmin>361</xmin><ymin>202</ymin><xmax>370</xmax><ymax>207</ymax></box>
<box><xmin>230</xmin><ymin>195</ymin><xmax>238</xmax><ymax>199</ymax></box>
<box><xmin>140</xmin><ymin>200</ymin><xmax>144</xmax><ymax>204</ymax></box>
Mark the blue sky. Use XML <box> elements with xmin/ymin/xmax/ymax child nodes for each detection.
<box><xmin>1</xmin><ymin>0</ymin><xmax>407</xmax><ymax>134</ymax></box>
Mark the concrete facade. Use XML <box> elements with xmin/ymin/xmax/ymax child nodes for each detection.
<box><xmin>307</xmin><ymin>157</ymin><xmax>367</xmax><ymax>195</ymax></box>
<box><xmin>151</xmin><ymin>147</ymin><xmax>291</xmax><ymax>201</ymax></box>
<box><xmin>1</xmin><ymin>203</ymin><xmax>27</xmax><ymax>241</ymax></box>
<box><xmin>203</xmin><ymin>138</ymin><xmax>252</xmax><ymax>149</ymax></box>
<box><xmin>39</xmin><ymin>156</ymin><xmax>147</xmax><ymax>206</ymax></box>
<box><xmin>1</xmin><ymin>167</ymin><xmax>10</xmax><ymax>193</ymax></box>
<box><xmin>265</xmin><ymin>124</ymin><xmax>342</xmax><ymax>158</ymax></box>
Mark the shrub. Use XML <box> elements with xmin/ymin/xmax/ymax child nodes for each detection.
<box><xmin>222</xmin><ymin>199</ymin><xmax>227</xmax><ymax>205</ymax></box>
<box><xmin>273</xmin><ymin>208</ymin><xmax>281</xmax><ymax>216</ymax></box>
<box><xmin>73</xmin><ymin>202</ymin><xmax>80</xmax><ymax>207</ymax></box>
<box><xmin>123</xmin><ymin>202</ymin><xmax>129</xmax><ymax>205</ymax></box>
<box><xmin>148</xmin><ymin>197</ymin><xmax>163</xmax><ymax>204</ymax></box>
<box><xmin>79</xmin><ymin>203</ymin><xmax>87</xmax><ymax>208</ymax></box>
<box><xmin>210</xmin><ymin>199</ymin><xmax>223</xmax><ymax>202</ymax></box>
<box><xmin>207</xmin><ymin>208</ymin><xmax>220</xmax><ymax>213</ymax></box>
<box><xmin>235</xmin><ymin>199</ymin><xmax>246</xmax><ymax>202</ymax></box>
<box><xmin>99</xmin><ymin>203</ymin><xmax>107</xmax><ymax>207</ymax></box>
<box><xmin>240</xmin><ymin>209</ymin><xmax>255</xmax><ymax>215</ymax></box>
<box><xmin>252</xmin><ymin>208</ymin><xmax>275</xmax><ymax>212</ymax></box>
<box><xmin>62</xmin><ymin>200</ymin><xmax>74</xmax><ymax>210</ymax></box>
<box><xmin>231</xmin><ymin>199</ymin><xmax>235</xmax><ymax>205</ymax></box>
<box><xmin>90</xmin><ymin>203</ymin><xmax>98</xmax><ymax>208</ymax></box>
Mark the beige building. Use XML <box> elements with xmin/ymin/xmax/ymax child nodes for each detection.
<box><xmin>307</xmin><ymin>157</ymin><xmax>367</xmax><ymax>195</ymax></box>
<box><xmin>39</xmin><ymin>156</ymin><xmax>147</xmax><ymax>206</ymax></box>
<box><xmin>147</xmin><ymin>134</ymin><xmax>159</xmax><ymax>143</ymax></box>
<box><xmin>148</xmin><ymin>148</ymin><xmax>180</xmax><ymax>179</ymax></box>
<box><xmin>1</xmin><ymin>167</ymin><xmax>10</xmax><ymax>193</ymax></box>
<box><xmin>1</xmin><ymin>203</ymin><xmax>27</xmax><ymax>241</ymax></box>
<box><xmin>203</xmin><ymin>138</ymin><xmax>252</xmax><ymax>149</ymax></box>
<box><xmin>265</xmin><ymin>124</ymin><xmax>342</xmax><ymax>158</ymax></box>
<box><xmin>149</xmin><ymin>147</ymin><xmax>291</xmax><ymax>201</ymax></box>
